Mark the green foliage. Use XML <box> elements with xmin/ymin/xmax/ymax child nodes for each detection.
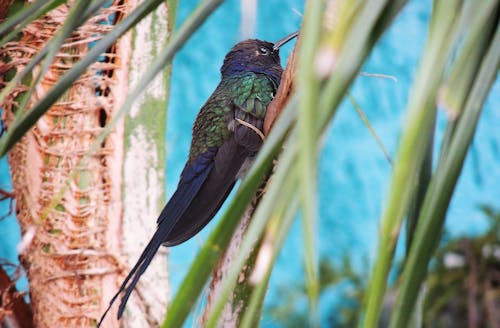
<box><xmin>363</xmin><ymin>1</ymin><xmax>500</xmax><ymax>327</ymax></box>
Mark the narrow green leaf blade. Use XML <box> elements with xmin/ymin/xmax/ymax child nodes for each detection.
<box><xmin>363</xmin><ymin>1</ymin><xmax>464</xmax><ymax>325</ymax></box>
<box><xmin>389</xmin><ymin>18</ymin><xmax>500</xmax><ymax>328</ymax></box>
<box><xmin>295</xmin><ymin>0</ymin><xmax>324</xmax><ymax>322</ymax></box>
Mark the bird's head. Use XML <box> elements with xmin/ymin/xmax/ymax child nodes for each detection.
<box><xmin>221</xmin><ymin>31</ymin><xmax>298</xmax><ymax>85</ymax></box>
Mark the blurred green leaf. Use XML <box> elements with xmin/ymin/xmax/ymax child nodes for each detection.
<box><xmin>296</xmin><ymin>0</ymin><xmax>323</xmax><ymax>323</ymax></box>
<box><xmin>389</xmin><ymin>11</ymin><xmax>500</xmax><ymax>327</ymax></box>
<box><xmin>363</xmin><ymin>1</ymin><xmax>464</xmax><ymax>325</ymax></box>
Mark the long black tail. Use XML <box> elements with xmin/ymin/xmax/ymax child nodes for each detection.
<box><xmin>97</xmin><ymin>227</ymin><xmax>165</xmax><ymax>326</ymax></box>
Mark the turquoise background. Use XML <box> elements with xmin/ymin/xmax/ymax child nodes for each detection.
<box><xmin>1</xmin><ymin>0</ymin><xmax>499</xmax><ymax>326</ymax></box>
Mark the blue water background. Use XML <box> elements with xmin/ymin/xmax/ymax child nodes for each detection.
<box><xmin>0</xmin><ymin>0</ymin><xmax>498</xmax><ymax>326</ymax></box>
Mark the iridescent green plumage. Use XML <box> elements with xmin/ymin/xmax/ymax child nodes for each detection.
<box><xmin>189</xmin><ymin>71</ymin><xmax>277</xmax><ymax>162</ymax></box>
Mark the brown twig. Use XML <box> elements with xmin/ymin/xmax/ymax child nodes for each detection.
<box><xmin>0</xmin><ymin>0</ymin><xmax>11</xmax><ymax>22</ymax></box>
<box><xmin>0</xmin><ymin>188</ymin><xmax>15</xmax><ymax>221</ymax></box>
<box><xmin>264</xmin><ymin>45</ymin><xmax>298</xmax><ymax>136</ymax></box>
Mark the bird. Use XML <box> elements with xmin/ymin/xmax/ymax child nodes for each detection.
<box><xmin>97</xmin><ymin>31</ymin><xmax>298</xmax><ymax>326</ymax></box>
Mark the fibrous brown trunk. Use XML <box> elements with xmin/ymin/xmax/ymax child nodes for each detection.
<box><xmin>0</xmin><ymin>2</ymin><xmax>170</xmax><ymax>327</ymax></box>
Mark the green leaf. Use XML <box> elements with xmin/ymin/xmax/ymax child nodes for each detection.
<box><xmin>295</xmin><ymin>0</ymin><xmax>324</xmax><ymax>322</ymax></box>
<box><xmin>389</xmin><ymin>14</ymin><xmax>500</xmax><ymax>328</ymax></box>
<box><xmin>204</xmin><ymin>133</ymin><xmax>299</xmax><ymax>328</ymax></box>
<box><xmin>362</xmin><ymin>1</ymin><xmax>464</xmax><ymax>325</ymax></box>
<box><xmin>239</xmin><ymin>192</ymin><xmax>300</xmax><ymax>328</ymax></box>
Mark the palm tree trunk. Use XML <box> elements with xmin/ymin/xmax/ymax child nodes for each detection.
<box><xmin>119</xmin><ymin>1</ymin><xmax>173</xmax><ymax>326</ymax></box>
<box><xmin>0</xmin><ymin>2</ymin><xmax>172</xmax><ymax>327</ymax></box>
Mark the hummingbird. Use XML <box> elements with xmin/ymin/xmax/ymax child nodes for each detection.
<box><xmin>98</xmin><ymin>31</ymin><xmax>298</xmax><ymax>325</ymax></box>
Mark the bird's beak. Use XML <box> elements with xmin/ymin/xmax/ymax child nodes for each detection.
<box><xmin>273</xmin><ymin>31</ymin><xmax>299</xmax><ymax>51</ymax></box>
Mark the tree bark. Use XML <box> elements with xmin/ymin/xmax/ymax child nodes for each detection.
<box><xmin>201</xmin><ymin>200</ymin><xmax>261</xmax><ymax>327</ymax></box>
<box><xmin>120</xmin><ymin>1</ymin><xmax>172</xmax><ymax>326</ymax></box>
<box><xmin>0</xmin><ymin>2</ymin><xmax>171</xmax><ymax>327</ymax></box>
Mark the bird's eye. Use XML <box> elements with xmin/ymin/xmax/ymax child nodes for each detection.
<box><xmin>259</xmin><ymin>46</ymin><xmax>269</xmax><ymax>55</ymax></box>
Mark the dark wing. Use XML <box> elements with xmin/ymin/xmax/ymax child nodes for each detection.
<box><xmin>163</xmin><ymin>134</ymin><xmax>252</xmax><ymax>246</ymax></box>
<box><xmin>163</xmin><ymin>74</ymin><xmax>272</xmax><ymax>245</ymax></box>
